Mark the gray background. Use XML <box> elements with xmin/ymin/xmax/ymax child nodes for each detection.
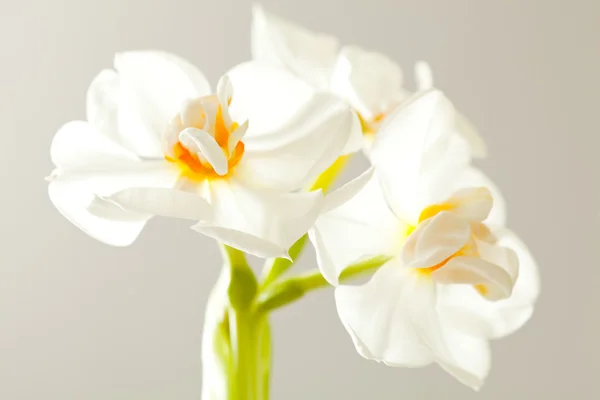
<box><xmin>1</xmin><ymin>0</ymin><xmax>598</xmax><ymax>398</ymax></box>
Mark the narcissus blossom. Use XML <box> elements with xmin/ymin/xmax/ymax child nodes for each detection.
<box><xmin>309</xmin><ymin>90</ymin><xmax>539</xmax><ymax>389</ymax></box>
<box><xmin>48</xmin><ymin>51</ymin><xmax>360</xmax><ymax>257</ymax></box>
<box><xmin>252</xmin><ymin>5</ymin><xmax>485</xmax><ymax>156</ymax></box>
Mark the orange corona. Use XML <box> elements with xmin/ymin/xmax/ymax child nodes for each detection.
<box><xmin>165</xmin><ymin>104</ymin><xmax>246</xmax><ymax>181</ymax></box>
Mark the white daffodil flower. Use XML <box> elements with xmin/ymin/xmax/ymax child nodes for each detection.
<box><xmin>48</xmin><ymin>51</ymin><xmax>360</xmax><ymax>258</ymax></box>
<box><xmin>251</xmin><ymin>5</ymin><xmax>486</xmax><ymax>156</ymax></box>
<box><xmin>309</xmin><ymin>90</ymin><xmax>539</xmax><ymax>389</ymax></box>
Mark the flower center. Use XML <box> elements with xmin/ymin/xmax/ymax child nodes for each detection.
<box><xmin>358</xmin><ymin>112</ymin><xmax>387</xmax><ymax>137</ymax></box>
<box><xmin>164</xmin><ymin>80</ymin><xmax>248</xmax><ymax>182</ymax></box>
<box><xmin>403</xmin><ymin>188</ymin><xmax>508</xmax><ymax>299</ymax></box>
<box><xmin>411</xmin><ymin>201</ymin><xmax>480</xmax><ymax>275</ymax></box>
<box><xmin>169</xmin><ymin>135</ymin><xmax>244</xmax><ymax>181</ymax></box>
<box><xmin>418</xmin><ymin>239</ymin><xmax>476</xmax><ymax>276</ymax></box>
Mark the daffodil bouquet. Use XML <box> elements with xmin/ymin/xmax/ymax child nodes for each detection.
<box><xmin>46</xmin><ymin>6</ymin><xmax>539</xmax><ymax>400</ymax></box>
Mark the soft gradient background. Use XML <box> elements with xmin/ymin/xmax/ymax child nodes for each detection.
<box><xmin>1</xmin><ymin>0</ymin><xmax>598</xmax><ymax>398</ymax></box>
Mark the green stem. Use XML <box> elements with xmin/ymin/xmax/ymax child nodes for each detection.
<box><xmin>202</xmin><ymin>246</ymin><xmax>271</xmax><ymax>400</ymax></box>
<box><xmin>221</xmin><ymin>245</ymin><xmax>250</xmax><ymax>272</ymax></box>
<box><xmin>228</xmin><ymin>309</ymin><xmax>269</xmax><ymax>400</ymax></box>
<box><xmin>256</xmin><ymin>255</ymin><xmax>391</xmax><ymax>313</ymax></box>
<box><xmin>260</xmin><ymin>235</ymin><xmax>307</xmax><ymax>290</ymax></box>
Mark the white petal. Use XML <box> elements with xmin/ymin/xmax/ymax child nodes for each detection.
<box><xmin>336</xmin><ymin>260</ymin><xmax>490</xmax><ymax>390</ymax></box>
<box><xmin>238</xmin><ymin>93</ymin><xmax>360</xmax><ymax>191</ymax></box>
<box><xmin>401</xmin><ymin>211</ymin><xmax>471</xmax><ymax>269</ymax></box>
<box><xmin>48</xmin><ymin>121</ymin><xmax>180</xmax><ymax>245</ymax></box>
<box><xmin>330</xmin><ymin>46</ymin><xmax>404</xmax><ymax>119</ymax></box>
<box><xmin>49</xmin><ymin>181</ymin><xmax>148</xmax><ymax>246</ymax></box>
<box><xmin>370</xmin><ymin>90</ymin><xmax>468</xmax><ymax>222</ymax></box>
<box><xmin>455</xmin><ymin>167</ymin><xmax>507</xmax><ymax>227</ymax></box>
<box><xmin>179</xmin><ymin>128</ymin><xmax>228</xmax><ymax>176</ymax></box>
<box><xmin>217</xmin><ymin>75</ymin><xmax>233</xmax><ymax>105</ymax></box>
<box><xmin>86</xmin><ymin>196</ymin><xmax>150</xmax><ymax>222</ymax></box>
<box><xmin>416</xmin><ymin>132</ymin><xmax>472</xmax><ymax>208</ymax></box>
<box><xmin>48</xmin><ymin>162</ymin><xmax>178</xmax><ymax>246</ymax></box>
<box><xmin>321</xmin><ymin>167</ymin><xmax>375</xmax><ymax>213</ymax></box>
<box><xmin>446</xmin><ymin>187</ymin><xmax>493</xmax><ymax>222</ymax></box>
<box><xmin>412</xmin><ymin>61</ymin><xmax>486</xmax><ymax>159</ymax></box>
<box><xmin>432</xmin><ymin>256</ymin><xmax>514</xmax><ymax>301</ymax></box>
<box><xmin>200</xmin><ymin>96</ymin><xmax>219</xmax><ymax>133</ymax></box>
<box><xmin>91</xmin><ymin>187</ymin><xmax>213</xmax><ymax>221</ymax></box>
<box><xmin>193</xmin><ymin>225</ymin><xmax>288</xmax><ymax>259</ymax></box>
<box><xmin>216</xmin><ymin>75</ymin><xmax>234</xmax><ymax>128</ymax></box>
<box><xmin>51</xmin><ymin>121</ymin><xmax>139</xmax><ymax>170</ymax></box>
<box><xmin>50</xmin><ymin>164</ymin><xmax>178</xmax><ymax>197</ymax></box>
<box><xmin>114</xmin><ymin>51</ymin><xmax>211</xmax><ymax>157</ymax></box>
<box><xmin>115</xmin><ymin>51</ymin><xmax>211</xmax><ymax>99</ymax></box>
<box><xmin>115</xmin><ymin>81</ymin><xmax>172</xmax><ymax>158</ymax></box>
<box><xmin>335</xmin><ymin>261</ymin><xmax>438</xmax><ymax>367</ymax></box>
<box><xmin>179</xmin><ymin>98</ymin><xmax>206</xmax><ymax>129</ymax></box>
<box><xmin>87</xmin><ymin>68</ymin><xmax>167</xmax><ymax>158</ymax></box>
<box><xmin>192</xmin><ymin>179</ymin><xmax>324</xmax><ymax>259</ymax></box>
<box><xmin>226</xmin><ymin>61</ymin><xmax>316</xmax><ymax>136</ymax></box>
<box><xmin>455</xmin><ymin>113</ymin><xmax>487</xmax><ymax>158</ymax></box>
<box><xmin>437</xmin><ymin>229</ymin><xmax>540</xmax><ymax>339</ymax></box>
<box><xmin>309</xmin><ymin>169</ymin><xmax>404</xmax><ymax>285</ymax></box>
<box><xmin>251</xmin><ymin>5</ymin><xmax>339</xmax><ymax>90</ymax></box>
<box><xmin>275</xmin><ymin>190</ymin><xmax>326</xmax><ymax>250</ymax></box>
<box><xmin>227</xmin><ymin>120</ymin><xmax>248</xmax><ymax>153</ymax></box>
<box><xmin>414</xmin><ymin>61</ymin><xmax>434</xmax><ymax>91</ymax></box>
<box><xmin>476</xmin><ymin>238</ymin><xmax>519</xmax><ymax>283</ymax></box>
<box><xmin>341</xmin><ymin>114</ymin><xmax>367</xmax><ymax>154</ymax></box>
<box><xmin>437</xmin><ymin>326</ymin><xmax>491</xmax><ymax>391</ymax></box>
<box><xmin>495</xmin><ymin>229</ymin><xmax>540</xmax><ymax>305</ymax></box>
<box><xmin>49</xmin><ymin>161</ymin><xmax>178</xmax><ymax>247</ymax></box>
<box><xmin>86</xmin><ymin>69</ymin><xmax>125</xmax><ymax>148</ymax></box>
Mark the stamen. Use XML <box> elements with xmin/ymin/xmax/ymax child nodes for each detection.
<box><xmin>418</xmin><ymin>203</ymin><xmax>454</xmax><ymax>223</ymax></box>
<box><xmin>179</xmin><ymin>128</ymin><xmax>228</xmax><ymax>176</ymax></box>
<box><xmin>200</xmin><ymin>97</ymin><xmax>219</xmax><ymax>134</ymax></box>
<box><xmin>214</xmin><ymin>106</ymin><xmax>230</xmax><ymax>148</ymax></box>
<box><xmin>180</xmin><ymin>98</ymin><xmax>205</xmax><ymax>128</ymax></box>
<box><xmin>165</xmin><ymin>85</ymin><xmax>246</xmax><ymax>181</ymax></box>
<box><xmin>217</xmin><ymin>75</ymin><xmax>234</xmax><ymax>128</ymax></box>
<box><xmin>228</xmin><ymin>120</ymin><xmax>248</xmax><ymax>153</ymax></box>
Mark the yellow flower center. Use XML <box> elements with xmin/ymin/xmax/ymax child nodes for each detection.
<box><xmin>411</xmin><ymin>201</ymin><xmax>480</xmax><ymax>276</ymax></box>
<box><xmin>358</xmin><ymin>112</ymin><xmax>387</xmax><ymax>137</ymax></box>
<box><xmin>165</xmin><ymin>96</ymin><xmax>246</xmax><ymax>181</ymax></box>
<box><xmin>417</xmin><ymin>239</ymin><xmax>477</xmax><ymax>276</ymax></box>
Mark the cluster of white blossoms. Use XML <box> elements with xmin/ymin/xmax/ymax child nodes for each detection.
<box><xmin>47</xmin><ymin>5</ymin><xmax>539</xmax><ymax>390</ymax></box>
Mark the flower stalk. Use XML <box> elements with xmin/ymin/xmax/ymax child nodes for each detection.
<box><xmin>202</xmin><ymin>247</ymin><xmax>271</xmax><ymax>400</ymax></box>
<box><xmin>203</xmin><ymin>246</ymin><xmax>387</xmax><ymax>399</ymax></box>
<box><xmin>256</xmin><ymin>255</ymin><xmax>391</xmax><ymax>313</ymax></box>
<box><xmin>260</xmin><ymin>234</ymin><xmax>308</xmax><ymax>290</ymax></box>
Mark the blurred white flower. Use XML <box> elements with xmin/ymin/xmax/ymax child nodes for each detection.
<box><xmin>252</xmin><ymin>5</ymin><xmax>486</xmax><ymax>156</ymax></box>
<box><xmin>309</xmin><ymin>90</ymin><xmax>539</xmax><ymax>389</ymax></box>
<box><xmin>48</xmin><ymin>51</ymin><xmax>360</xmax><ymax>258</ymax></box>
